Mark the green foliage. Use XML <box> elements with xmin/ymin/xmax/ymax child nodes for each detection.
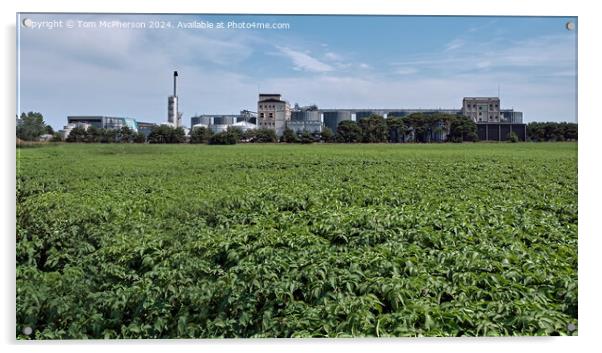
<box><xmin>281</xmin><ymin>128</ymin><xmax>298</xmax><ymax>143</ymax></box>
<box><xmin>527</xmin><ymin>122</ymin><xmax>577</xmax><ymax>142</ymax></box>
<box><xmin>118</xmin><ymin>127</ymin><xmax>135</xmax><ymax>143</ymax></box>
<box><xmin>507</xmin><ymin>132</ymin><xmax>520</xmax><ymax>143</ymax></box>
<box><xmin>252</xmin><ymin>128</ymin><xmax>278</xmax><ymax>143</ymax></box>
<box><xmin>50</xmin><ymin>133</ymin><xmax>63</xmax><ymax>142</ymax></box>
<box><xmin>358</xmin><ymin>115</ymin><xmax>388</xmax><ymax>143</ymax></box>
<box><xmin>299</xmin><ymin>130</ymin><xmax>314</xmax><ymax>144</ymax></box>
<box><xmin>147</xmin><ymin>125</ymin><xmax>186</xmax><ymax>144</ymax></box>
<box><xmin>401</xmin><ymin>113</ymin><xmax>455</xmax><ymax>143</ymax></box>
<box><xmin>336</xmin><ymin>121</ymin><xmax>362</xmax><ymax>143</ymax></box>
<box><xmin>449</xmin><ymin>115</ymin><xmax>478</xmax><ymax>143</ymax></box>
<box><xmin>209</xmin><ymin>130</ymin><xmax>238</xmax><ymax>145</ymax></box>
<box><xmin>16</xmin><ymin>143</ymin><xmax>577</xmax><ymax>338</ymax></box>
<box><xmin>190</xmin><ymin>127</ymin><xmax>213</xmax><ymax>144</ymax></box>
<box><xmin>133</xmin><ymin>132</ymin><xmax>146</xmax><ymax>144</ymax></box>
<box><xmin>320</xmin><ymin>127</ymin><xmax>334</xmax><ymax>143</ymax></box>
<box><xmin>65</xmin><ymin>127</ymin><xmax>87</xmax><ymax>143</ymax></box>
<box><xmin>17</xmin><ymin>112</ymin><xmax>48</xmax><ymax>141</ymax></box>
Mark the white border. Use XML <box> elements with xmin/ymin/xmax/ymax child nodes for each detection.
<box><xmin>2</xmin><ymin>1</ymin><xmax>600</xmax><ymax>352</ymax></box>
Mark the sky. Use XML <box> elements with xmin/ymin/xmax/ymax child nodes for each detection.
<box><xmin>17</xmin><ymin>14</ymin><xmax>577</xmax><ymax>129</ymax></box>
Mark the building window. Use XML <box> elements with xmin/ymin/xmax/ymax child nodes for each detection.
<box><xmin>260</xmin><ymin>113</ymin><xmax>264</xmax><ymax>118</ymax></box>
<box><xmin>269</xmin><ymin>113</ymin><xmax>273</xmax><ymax>118</ymax></box>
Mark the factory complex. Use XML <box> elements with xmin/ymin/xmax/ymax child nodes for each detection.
<box><xmin>60</xmin><ymin>71</ymin><xmax>527</xmax><ymax>142</ymax></box>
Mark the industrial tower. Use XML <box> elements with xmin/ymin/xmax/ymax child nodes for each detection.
<box><xmin>167</xmin><ymin>71</ymin><xmax>181</xmax><ymax>127</ymax></box>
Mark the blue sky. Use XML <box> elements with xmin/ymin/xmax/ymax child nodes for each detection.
<box><xmin>17</xmin><ymin>14</ymin><xmax>577</xmax><ymax>129</ymax></box>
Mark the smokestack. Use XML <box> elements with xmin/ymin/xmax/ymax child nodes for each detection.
<box><xmin>173</xmin><ymin>71</ymin><xmax>178</xmax><ymax>96</ymax></box>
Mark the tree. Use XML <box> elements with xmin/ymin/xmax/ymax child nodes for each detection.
<box><xmin>402</xmin><ymin>113</ymin><xmax>455</xmax><ymax>143</ymax></box>
<box><xmin>118</xmin><ymin>126</ymin><xmax>134</xmax><ymax>143</ymax></box>
<box><xmin>299</xmin><ymin>130</ymin><xmax>313</xmax><ymax>144</ymax></box>
<box><xmin>133</xmin><ymin>132</ymin><xmax>146</xmax><ymax>143</ymax></box>
<box><xmin>45</xmin><ymin>125</ymin><xmax>54</xmax><ymax>135</ymax></box>
<box><xmin>241</xmin><ymin>129</ymin><xmax>257</xmax><ymax>142</ymax></box>
<box><xmin>448</xmin><ymin>115</ymin><xmax>478</xmax><ymax>143</ymax></box>
<box><xmin>209</xmin><ymin>130</ymin><xmax>238</xmax><ymax>145</ymax></box>
<box><xmin>320</xmin><ymin>127</ymin><xmax>334</xmax><ymax>143</ymax></box>
<box><xmin>16</xmin><ymin>112</ymin><xmax>47</xmax><ymax>141</ymax></box>
<box><xmin>85</xmin><ymin>126</ymin><xmax>100</xmax><ymax>143</ymax></box>
<box><xmin>100</xmin><ymin>128</ymin><xmax>118</xmax><ymax>143</ymax></box>
<box><xmin>148</xmin><ymin>125</ymin><xmax>186</xmax><ymax>144</ymax></box>
<box><xmin>336</xmin><ymin>120</ymin><xmax>362</xmax><ymax>143</ymax></box>
<box><xmin>66</xmin><ymin>127</ymin><xmax>87</xmax><ymax>142</ymax></box>
<box><xmin>527</xmin><ymin>122</ymin><xmax>578</xmax><ymax>142</ymax></box>
<box><xmin>358</xmin><ymin>115</ymin><xmax>388</xmax><ymax>143</ymax></box>
<box><xmin>253</xmin><ymin>128</ymin><xmax>278</xmax><ymax>143</ymax></box>
<box><xmin>50</xmin><ymin>132</ymin><xmax>63</xmax><ymax>142</ymax></box>
<box><xmin>227</xmin><ymin>127</ymin><xmax>243</xmax><ymax>142</ymax></box>
<box><xmin>280</xmin><ymin>128</ymin><xmax>298</xmax><ymax>143</ymax></box>
<box><xmin>190</xmin><ymin>126</ymin><xmax>212</xmax><ymax>144</ymax></box>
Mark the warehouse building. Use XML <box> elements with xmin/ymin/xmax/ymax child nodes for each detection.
<box><xmin>62</xmin><ymin>116</ymin><xmax>156</xmax><ymax>139</ymax></box>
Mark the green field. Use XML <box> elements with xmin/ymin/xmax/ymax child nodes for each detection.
<box><xmin>16</xmin><ymin>143</ymin><xmax>578</xmax><ymax>338</ymax></box>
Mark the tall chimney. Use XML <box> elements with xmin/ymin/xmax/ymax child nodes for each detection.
<box><xmin>173</xmin><ymin>71</ymin><xmax>178</xmax><ymax>96</ymax></box>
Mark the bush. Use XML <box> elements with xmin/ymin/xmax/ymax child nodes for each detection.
<box><xmin>190</xmin><ymin>127</ymin><xmax>213</xmax><ymax>144</ymax></box>
<box><xmin>209</xmin><ymin>131</ymin><xmax>238</xmax><ymax>145</ymax></box>
<box><xmin>507</xmin><ymin>131</ymin><xmax>520</xmax><ymax>143</ymax></box>
<box><xmin>253</xmin><ymin>128</ymin><xmax>278</xmax><ymax>143</ymax></box>
<box><xmin>280</xmin><ymin>128</ymin><xmax>298</xmax><ymax>143</ymax></box>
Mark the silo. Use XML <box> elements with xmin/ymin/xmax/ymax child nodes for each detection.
<box><xmin>190</xmin><ymin>116</ymin><xmax>211</xmax><ymax>126</ymax></box>
<box><xmin>291</xmin><ymin>110</ymin><xmax>320</xmax><ymax>122</ymax></box>
<box><xmin>291</xmin><ymin>111</ymin><xmax>305</xmax><ymax>122</ymax></box>
<box><xmin>213</xmin><ymin>116</ymin><xmax>234</xmax><ymax>125</ymax></box>
<box><xmin>323</xmin><ymin>111</ymin><xmax>351</xmax><ymax>132</ymax></box>
<box><xmin>211</xmin><ymin>124</ymin><xmax>229</xmax><ymax>134</ymax></box>
<box><xmin>355</xmin><ymin>111</ymin><xmax>374</xmax><ymax>121</ymax></box>
<box><xmin>305</xmin><ymin>110</ymin><xmax>320</xmax><ymax>121</ymax></box>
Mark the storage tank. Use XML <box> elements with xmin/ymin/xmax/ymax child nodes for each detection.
<box><xmin>190</xmin><ymin>116</ymin><xmax>211</xmax><ymax>126</ymax></box>
<box><xmin>212</xmin><ymin>116</ymin><xmax>234</xmax><ymax>125</ymax></box>
<box><xmin>210</xmin><ymin>124</ymin><xmax>229</xmax><ymax>134</ymax></box>
<box><xmin>323</xmin><ymin>111</ymin><xmax>351</xmax><ymax>132</ymax></box>
<box><xmin>291</xmin><ymin>110</ymin><xmax>320</xmax><ymax>122</ymax></box>
<box><xmin>354</xmin><ymin>111</ymin><xmax>374</xmax><ymax>121</ymax></box>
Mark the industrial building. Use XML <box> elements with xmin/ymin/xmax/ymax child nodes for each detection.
<box><xmin>167</xmin><ymin>71</ymin><xmax>181</xmax><ymax>128</ymax></box>
<box><xmin>476</xmin><ymin>123</ymin><xmax>527</xmax><ymax>142</ymax></box>
<box><xmin>190</xmin><ymin>110</ymin><xmax>257</xmax><ymax>134</ymax></box>
<box><xmin>257</xmin><ymin>93</ymin><xmax>291</xmax><ymax>136</ymax></box>
<box><xmin>66</xmin><ymin>116</ymin><xmax>139</xmax><ymax>131</ymax></box>
<box><xmin>288</xmin><ymin>104</ymin><xmax>322</xmax><ymax>134</ymax></box>
<box><xmin>61</xmin><ymin>116</ymin><xmax>156</xmax><ymax>139</ymax></box>
<box><xmin>462</xmin><ymin>97</ymin><xmax>501</xmax><ymax>123</ymax></box>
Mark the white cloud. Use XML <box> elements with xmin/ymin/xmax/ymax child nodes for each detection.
<box><xmin>275</xmin><ymin>46</ymin><xmax>334</xmax><ymax>73</ymax></box>
<box><xmin>394</xmin><ymin>68</ymin><xmax>418</xmax><ymax>75</ymax></box>
<box><xmin>445</xmin><ymin>38</ymin><xmax>465</xmax><ymax>51</ymax></box>
<box><xmin>324</xmin><ymin>52</ymin><xmax>342</xmax><ymax>61</ymax></box>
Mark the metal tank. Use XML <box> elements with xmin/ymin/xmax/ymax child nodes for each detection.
<box><xmin>212</xmin><ymin>116</ymin><xmax>234</xmax><ymax>125</ymax></box>
<box><xmin>323</xmin><ymin>111</ymin><xmax>351</xmax><ymax>132</ymax></box>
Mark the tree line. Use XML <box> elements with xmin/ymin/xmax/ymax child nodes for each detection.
<box><xmin>16</xmin><ymin>111</ymin><xmax>578</xmax><ymax>144</ymax></box>
<box><xmin>526</xmin><ymin>122</ymin><xmax>578</xmax><ymax>142</ymax></box>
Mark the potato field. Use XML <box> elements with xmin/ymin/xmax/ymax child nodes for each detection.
<box><xmin>16</xmin><ymin>143</ymin><xmax>578</xmax><ymax>338</ymax></box>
